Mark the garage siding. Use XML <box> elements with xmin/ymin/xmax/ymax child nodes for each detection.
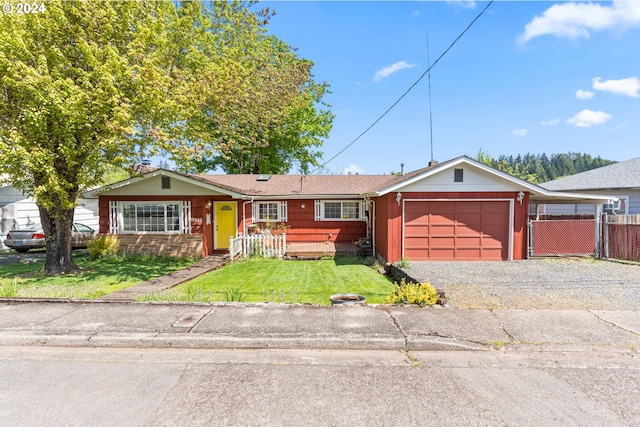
<box><xmin>404</xmin><ymin>200</ymin><xmax>510</xmax><ymax>261</ymax></box>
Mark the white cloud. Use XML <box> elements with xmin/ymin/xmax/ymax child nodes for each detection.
<box><xmin>611</xmin><ymin>121</ymin><xmax>628</xmax><ymax>131</ymax></box>
<box><xmin>512</xmin><ymin>128</ymin><xmax>528</xmax><ymax>137</ymax></box>
<box><xmin>373</xmin><ymin>61</ymin><xmax>416</xmax><ymax>82</ymax></box>
<box><xmin>446</xmin><ymin>0</ymin><xmax>476</xmax><ymax>9</ymax></box>
<box><xmin>566</xmin><ymin>109</ymin><xmax>612</xmax><ymax>128</ymax></box>
<box><xmin>576</xmin><ymin>89</ymin><xmax>594</xmax><ymax>99</ymax></box>
<box><xmin>342</xmin><ymin>164</ymin><xmax>364</xmax><ymax>175</ymax></box>
<box><xmin>593</xmin><ymin>76</ymin><xmax>640</xmax><ymax>98</ymax></box>
<box><xmin>519</xmin><ymin>0</ymin><xmax>640</xmax><ymax>43</ymax></box>
<box><xmin>540</xmin><ymin>119</ymin><xmax>560</xmax><ymax>126</ymax></box>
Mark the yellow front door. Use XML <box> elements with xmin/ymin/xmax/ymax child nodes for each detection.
<box><xmin>215</xmin><ymin>202</ymin><xmax>237</xmax><ymax>249</ymax></box>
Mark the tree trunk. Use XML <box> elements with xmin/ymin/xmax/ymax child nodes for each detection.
<box><xmin>39</xmin><ymin>206</ymin><xmax>80</xmax><ymax>275</ymax></box>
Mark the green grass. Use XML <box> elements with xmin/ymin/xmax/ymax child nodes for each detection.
<box><xmin>145</xmin><ymin>256</ymin><xmax>395</xmax><ymax>305</ymax></box>
<box><xmin>0</xmin><ymin>252</ymin><xmax>199</xmax><ymax>299</ymax></box>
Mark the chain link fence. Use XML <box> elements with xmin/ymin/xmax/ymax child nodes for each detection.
<box><xmin>529</xmin><ymin>217</ymin><xmax>598</xmax><ymax>257</ymax></box>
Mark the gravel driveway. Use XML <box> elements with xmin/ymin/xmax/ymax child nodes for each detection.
<box><xmin>404</xmin><ymin>258</ymin><xmax>640</xmax><ymax>310</ymax></box>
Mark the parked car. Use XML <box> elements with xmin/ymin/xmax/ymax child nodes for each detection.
<box><xmin>4</xmin><ymin>223</ymin><xmax>95</xmax><ymax>253</ymax></box>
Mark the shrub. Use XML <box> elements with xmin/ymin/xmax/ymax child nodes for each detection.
<box><xmin>385</xmin><ymin>278</ymin><xmax>437</xmax><ymax>306</ymax></box>
<box><xmin>87</xmin><ymin>235</ymin><xmax>120</xmax><ymax>259</ymax></box>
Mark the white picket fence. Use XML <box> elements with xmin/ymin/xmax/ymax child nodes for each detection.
<box><xmin>229</xmin><ymin>233</ymin><xmax>287</xmax><ymax>261</ymax></box>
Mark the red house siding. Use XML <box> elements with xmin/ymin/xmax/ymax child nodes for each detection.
<box><xmin>373</xmin><ymin>193</ymin><xmax>403</xmax><ymax>262</ymax></box>
<box><xmin>98</xmin><ymin>195</ymin><xmax>239</xmax><ymax>257</ymax></box>
<box><xmin>100</xmin><ymin>196</ymin><xmax>368</xmax><ymax>257</ymax></box>
<box><xmin>374</xmin><ymin>195</ymin><xmax>390</xmax><ymax>261</ymax></box>
<box><xmin>374</xmin><ymin>192</ymin><xmax>529</xmax><ymax>262</ymax></box>
<box><xmin>253</xmin><ymin>199</ymin><xmax>367</xmax><ymax>244</ymax></box>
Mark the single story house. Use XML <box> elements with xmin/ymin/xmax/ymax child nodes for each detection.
<box><xmin>85</xmin><ymin>156</ymin><xmax>614</xmax><ymax>262</ymax></box>
<box><xmin>539</xmin><ymin>157</ymin><xmax>640</xmax><ymax>216</ymax></box>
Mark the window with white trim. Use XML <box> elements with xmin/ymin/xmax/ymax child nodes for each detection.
<box><xmin>252</xmin><ymin>201</ymin><xmax>287</xmax><ymax>222</ymax></box>
<box><xmin>111</xmin><ymin>202</ymin><xmax>189</xmax><ymax>233</ymax></box>
<box><xmin>315</xmin><ymin>200</ymin><xmax>364</xmax><ymax>221</ymax></box>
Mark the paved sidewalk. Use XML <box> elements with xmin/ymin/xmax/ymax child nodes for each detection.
<box><xmin>99</xmin><ymin>255</ymin><xmax>228</xmax><ymax>301</ymax></box>
<box><xmin>0</xmin><ymin>300</ymin><xmax>638</xmax><ymax>353</ymax></box>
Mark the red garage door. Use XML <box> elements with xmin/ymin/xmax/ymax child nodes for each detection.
<box><xmin>404</xmin><ymin>201</ymin><xmax>510</xmax><ymax>261</ymax></box>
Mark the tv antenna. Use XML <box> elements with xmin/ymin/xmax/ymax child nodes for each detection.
<box><xmin>427</xmin><ymin>31</ymin><xmax>435</xmax><ymax>165</ymax></box>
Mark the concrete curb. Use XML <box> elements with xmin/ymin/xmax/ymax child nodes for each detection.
<box><xmin>1</xmin><ymin>331</ymin><xmax>636</xmax><ymax>353</ymax></box>
<box><xmin>0</xmin><ymin>332</ymin><xmax>407</xmax><ymax>351</ymax></box>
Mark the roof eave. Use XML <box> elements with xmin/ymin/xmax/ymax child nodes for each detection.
<box><xmin>248</xmin><ymin>193</ymin><xmax>365</xmax><ymax>200</ymax></box>
<box><xmin>530</xmin><ymin>190</ymin><xmax>617</xmax><ymax>203</ymax></box>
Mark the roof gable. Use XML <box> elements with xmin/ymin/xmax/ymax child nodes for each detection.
<box><xmin>375</xmin><ymin>156</ymin><xmax>546</xmax><ymax>195</ymax></box>
<box><xmin>85</xmin><ymin>169</ymin><xmax>244</xmax><ymax>198</ymax></box>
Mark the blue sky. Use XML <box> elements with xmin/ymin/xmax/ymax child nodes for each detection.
<box><xmin>257</xmin><ymin>0</ymin><xmax>640</xmax><ymax>175</ymax></box>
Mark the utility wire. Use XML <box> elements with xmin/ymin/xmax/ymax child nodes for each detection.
<box><xmin>311</xmin><ymin>0</ymin><xmax>494</xmax><ymax>174</ymax></box>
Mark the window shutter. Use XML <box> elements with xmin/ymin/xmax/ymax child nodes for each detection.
<box><xmin>182</xmin><ymin>201</ymin><xmax>191</xmax><ymax>234</ymax></box>
<box><xmin>314</xmin><ymin>200</ymin><xmax>322</xmax><ymax>221</ymax></box>
<box><xmin>279</xmin><ymin>201</ymin><xmax>288</xmax><ymax>221</ymax></box>
<box><xmin>360</xmin><ymin>201</ymin><xmax>367</xmax><ymax>221</ymax></box>
<box><xmin>109</xmin><ymin>201</ymin><xmax>118</xmax><ymax>234</ymax></box>
<box><xmin>252</xmin><ymin>202</ymin><xmax>258</xmax><ymax>223</ymax></box>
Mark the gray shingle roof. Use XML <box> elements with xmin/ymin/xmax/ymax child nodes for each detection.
<box><xmin>539</xmin><ymin>157</ymin><xmax>640</xmax><ymax>191</ymax></box>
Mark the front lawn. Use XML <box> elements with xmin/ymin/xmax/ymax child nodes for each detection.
<box><xmin>0</xmin><ymin>252</ymin><xmax>199</xmax><ymax>299</ymax></box>
<box><xmin>144</xmin><ymin>256</ymin><xmax>395</xmax><ymax>305</ymax></box>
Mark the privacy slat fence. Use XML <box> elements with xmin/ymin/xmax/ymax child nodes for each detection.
<box><xmin>229</xmin><ymin>233</ymin><xmax>287</xmax><ymax>261</ymax></box>
<box><xmin>604</xmin><ymin>214</ymin><xmax>640</xmax><ymax>262</ymax></box>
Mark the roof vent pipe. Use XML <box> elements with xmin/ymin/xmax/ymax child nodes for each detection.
<box><xmin>400</xmin><ymin>163</ymin><xmax>404</xmax><ymax>176</ymax></box>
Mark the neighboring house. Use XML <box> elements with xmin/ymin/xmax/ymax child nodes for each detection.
<box><xmin>0</xmin><ymin>184</ymin><xmax>99</xmax><ymax>250</ymax></box>
<box><xmin>539</xmin><ymin>157</ymin><xmax>640</xmax><ymax>216</ymax></box>
<box><xmin>85</xmin><ymin>156</ymin><xmax>614</xmax><ymax>262</ymax></box>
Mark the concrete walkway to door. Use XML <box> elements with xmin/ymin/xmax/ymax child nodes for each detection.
<box><xmin>100</xmin><ymin>255</ymin><xmax>228</xmax><ymax>301</ymax></box>
<box><xmin>402</xmin><ymin>258</ymin><xmax>640</xmax><ymax>310</ymax></box>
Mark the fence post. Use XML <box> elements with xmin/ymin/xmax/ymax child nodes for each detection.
<box><xmin>603</xmin><ymin>213</ymin><xmax>609</xmax><ymax>259</ymax></box>
<box><xmin>528</xmin><ymin>219</ymin><xmax>534</xmax><ymax>257</ymax></box>
<box><xmin>282</xmin><ymin>233</ymin><xmax>287</xmax><ymax>258</ymax></box>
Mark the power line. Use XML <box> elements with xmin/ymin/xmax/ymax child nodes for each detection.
<box><xmin>312</xmin><ymin>0</ymin><xmax>494</xmax><ymax>174</ymax></box>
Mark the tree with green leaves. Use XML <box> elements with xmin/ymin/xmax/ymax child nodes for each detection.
<box><xmin>166</xmin><ymin>3</ymin><xmax>333</xmax><ymax>174</ymax></box>
<box><xmin>0</xmin><ymin>1</ymin><xmax>174</xmax><ymax>274</ymax></box>
<box><xmin>2</xmin><ymin>1</ymin><xmax>329</xmax><ymax>275</ymax></box>
<box><xmin>476</xmin><ymin>149</ymin><xmax>615</xmax><ymax>184</ymax></box>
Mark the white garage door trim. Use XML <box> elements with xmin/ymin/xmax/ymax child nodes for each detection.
<box><xmin>402</xmin><ymin>198</ymin><xmax>514</xmax><ymax>261</ymax></box>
